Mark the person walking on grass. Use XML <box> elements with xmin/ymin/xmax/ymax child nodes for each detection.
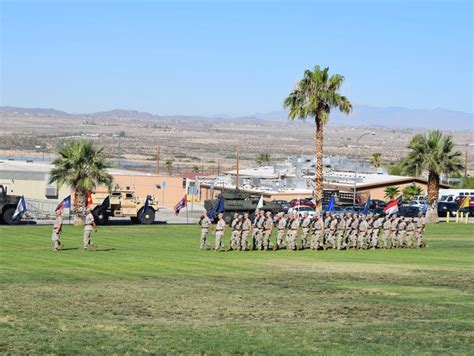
<box><xmin>52</xmin><ymin>209</ymin><xmax>63</xmax><ymax>251</ymax></box>
<box><xmin>214</xmin><ymin>213</ymin><xmax>226</xmax><ymax>252</ymax></box>
<box><xmin>83</xmin><ymin>208</ymin><xmax>97</xmax><ymax>251</ymax></box>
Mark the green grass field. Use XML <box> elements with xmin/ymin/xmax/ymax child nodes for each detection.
<box><xmin>1</xmin><ymin>223</ymin><xmax>473</xmax><ymax>354</ymax></box>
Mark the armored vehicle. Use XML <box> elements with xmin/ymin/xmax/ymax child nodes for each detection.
<box><xmin>0</xmin><ymin>185</ymin><xmax>22</xmax><ymax>225</ymax></box>
<box><xmin>204</xmin><ymin>189</ymin><xmax>282</xmax><ymax>224</ymax></box>
<box><xmin>89</xmin><ymin>188</ymin><xmax>159</xmax><ymax>225</ymax></box>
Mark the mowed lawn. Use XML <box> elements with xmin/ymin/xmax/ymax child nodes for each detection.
<box><xmin>0</xmin><ymin>223</ymin><xmax>473</xmax><ymax>354</ymax></box>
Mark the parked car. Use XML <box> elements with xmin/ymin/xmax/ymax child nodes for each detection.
<box><xmin>399</xmin><ymin>206</ymin><xmax>420</xmax><ymax>218</ymax></box>
<box><xmin>437</xmin><ymin>201</ymin><xmax>473</xmax><ymax>217</ymax></box>
<box><xmin>369</xmin><ymin>199</ymin><xmax>387</xmax><ymax>209</ymax></box>
<box><xmin>288</xmin><ymin>205</ymin><xmax>316</xmax><ymax>218</ymax></box>
<box><xmin>343</xmin><ymin>206</ymin><xmax>365</xmax><ymax>213</ymax></box>
<box><xmin>289</xmin><ymin>198</ymin><xmax>315</xmax><ymax>209</ymax></box>
<box><xmin>272</xmin><ymin>199</ymin><xmax>290</xmax><ymax>212</ymax></box>
<box><xmin>369</xmin><ymin>207</ymin><xmax>387</xmax><ymax>217</ymax></box>
<box><xmin>409</xmin><ymin>200</ymin><xmax>425</xmax><ymax>208</ymax></box>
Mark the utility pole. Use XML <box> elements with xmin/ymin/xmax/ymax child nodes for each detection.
<box><xmin>236</xmin><ymin>144</ymin><xmax>240</xmax><ymax>190</ymax></box>
<box><xmin>217</xmin><ymin>161</ymin><xmax>220</xmax><ymax>176</ymax></box>
<box><xmin>465</xmin><ymin>150</ymin><xmax>468</xmax><ymax>179</ymax></box>
<box><xmin>156</xmin><ymin>145</ymin><xmax>160</xmax><ymax>174</ymax></box>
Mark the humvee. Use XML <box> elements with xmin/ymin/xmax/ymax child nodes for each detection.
<box><xmin>0</xmin><ymin>184</ymin><xmax>22</xmax><ymax>225</ymax></box>
<box><xmin>89</xmin><ymin>189</ymin><xmax>159</xmax><ymax>225</ymax></box>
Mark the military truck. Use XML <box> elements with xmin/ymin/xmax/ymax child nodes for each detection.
<box><xmin>0</xmin><ymin>185</ymin><xmax>22</xmax><ymax>225</ymax></box>
<box><xmin>89</xmin><ymin>189</ymin><xmax>159</xmax><ymax>225</ymax></box>
<box><xmin>204</xmin><ymin>189</ymin><xmax>282</xmax><ymax>224</ymax></box>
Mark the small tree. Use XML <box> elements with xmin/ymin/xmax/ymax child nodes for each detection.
<box><xmin>192</xmin><ymin>165</ymin><xmax>200</xmax><ymax>173</ymax></box>
<box><xmin>49</xmin><ymin>139</ymin><xmax>113</xmax><ymax>224</ymax></box>
<box><xmin>402</xmin><ymin>184</ymin><xmax>423</xmax><ymax>201</ymax></box>
<box><xmin>384</xmin><ymin>186</ymin><xmax>400</xmax><ymax>201</ymax></box>
<box><xmin>165</xmin><ymin>160</ymin><xmax>173</xmax><ymax>175</ymax></box>
<box><xmin>370</xmin><ymin>152</ymin><xmax>382</xmax><ymax>168</ymax></box>
<box><xmin>256</xmin><ymin>152</ymin><xmax>271</xmax><ymax>166</ymax></box>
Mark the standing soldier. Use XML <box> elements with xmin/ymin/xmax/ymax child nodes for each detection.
<box><xmin>230</xmin><ymin>213</ymin><xmax>240</xmax><ymax>251</ymax></box>
<box><xmin>198</xmin><ymin>212</ymin><xmax>212</xmax><ymax>250</ymax></box>
<box><xmin>241</xmin><ymin>213</ymin><xmax>251</xmax><ymax>251</ymax></box>
<box><xmin>336</xmin><ymin>212</ymin><xmax>346</xmax><ymax>250</ymax></box>
<box><xmin>52</xmin><ymin>209</ymin><xmax>63</xmax><ymax>251</ymax></box>
<box><xmin>344</xmin><ymin>212</ymin><xmax>353</xmax><ymax>248</ymax></box>
<box><xmin>275</xmin><ymin>212</ymin><xmax>287</xmax><ymax>250</ymax></box>
<box><xmin>366</xmin><ymin>214</ymin><xmax>374</xmax><ymax>248</ymax></box>
<box><xmin>371</xmin><ymin>214</ymin><xmax>382</xmax><ymax>249</ymax></box>
<box><xmin>310</xmin><ymin>215</ymin><xmax>324</xmax><ymax>250</ymax></box>
<box><xmin>405</xmin><ymin>217</ymin><xmax>415</xmax><ymax>248</ymax></box>
<box><xmin>262</xmin><ymin>211</ymin><xmax>273</xmax><ymax>251</ymax></box>
<box><xmin>83</xmin><ymin>208</ymin><xmax>97</xmax><ymax>251</ymax></box>
<box><xmin>251</xmin><ymin>211</ymin><xmax>260</xmax><ymax>250</ymax></box>
<box><xmin>288</xmin><ymin>214</ymin><xmax>300</xmax><ymax>251</ymax></box>
<box><xmin>397</xmin><ymin>217</ymin><xmax>407</xmax><ymax>248</ymax></box>
<box><xmin>323</xmin><ymin>211</ymin><xmax>332</xmax><ymax>247</ymax></box>
<box><xmin>348</xmin><ymin>214</ymin><xmax>359</xmax><ymax>249</ymax></box>
<box><xmin>390</xmin><ymin>214</ymin><xmax>399</xmax><ymax>248</ymax></box>
<box><xmin>327</xmin><ymin>214</ymin><xmax>338</xmax><ymax>249</ymax></box>
<box><xmin>300</xmin><ymin>212</ymin><xmax>311</xmax><ymax>250</ymax></box>
<box><xmin>255</xmin><ymin>210</ymin><xmax>266</xmax><ymax>250</ymax></box>
<box><xmin>357</xmin><ymin>215</ymin><xmax>368</xmax><ymax>250</ymax></box>
<box><xmin>416</xmin><ymin>212</ymin><xmax>426</xmax><ymax>248</ymax></box>
<box><xmin>214</xmin><ymin>213</ymin><xmax>226</xmax><ymax>251</ymax></box>
<box><xmin>382</xmin><ymin>215</ymin><xmax>392</xmax><ymax>249</ymax></box>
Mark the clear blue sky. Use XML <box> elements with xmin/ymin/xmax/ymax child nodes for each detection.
<box><xmin>1</xmin><ymin>0</ymin><xmax>472</xmax><ymax>115</ymax></box>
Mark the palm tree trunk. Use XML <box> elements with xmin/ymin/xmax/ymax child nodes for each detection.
<box><xmin>314</xmin><ymin>117</ymin><xmax>324</xmax><ymax>211</ymax></box>
<box><xmin>73</xmin><ymin>189</ymin><xmax>85</xmax><ymax>225</ymax></box>
<box><xmin>426</xmin><ymin>171</ymin><xmax>439</xmax><ymax>224</ymax></box>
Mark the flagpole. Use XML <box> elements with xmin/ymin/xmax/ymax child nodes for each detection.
<box><xmin>186</xmin><ymin>195</ymin><xmax>189</xmax><ymax>224</ymax></box>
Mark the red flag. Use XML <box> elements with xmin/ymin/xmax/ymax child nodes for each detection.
<box><xmin>85</xmin><ymin>192</ymin><xmax>93</xmax><ymax>207</ymax></box>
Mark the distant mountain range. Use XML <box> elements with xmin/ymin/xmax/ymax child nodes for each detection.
<box><xmin>1</xmin><ymin>105</ymin><xmax>472</xmax><ymax>130</ymax></box>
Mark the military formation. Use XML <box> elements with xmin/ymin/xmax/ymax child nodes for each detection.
<box><xmin>198</xmin><ymin>210</ymin><xmax>426</xmax><ymax>251</ymax></box>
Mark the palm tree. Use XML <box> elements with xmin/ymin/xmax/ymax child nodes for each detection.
<box><xmin>165</xmin><ymin>160</ymin><xmax>173</xmax><ymax>175</ymax></box>
<box><xmin>192</xmin><ymin>165</ymin><xmax>200</xmax><ymax>173</ymax></box>
<box><xmin>403</xmin><ymin>130</ymin><xmax>464</xmax><ymax>223</ymax></box>
<box><xmin>402</xmin><ymin>184</ymin><xmax>423</xmax><ymax>201</ymax></box>
<box><xmin>256</xmin><ymin>152</ymin><xmax>271</xmax><ymax>166</ymax></box>
<box><xmin>370</xmin><ymin>152</ymin><xmax>382</xmax><ymax>168</ymax></box>
<box><xmin>49</xmin><ymin>139</ymin><xmax>113</xmax><ymax>224</ymax></box>
<box><xmin>284</xmin><ymin>66</ymin><xmax>352</xmax><ymax>210</ymax></box>
<box><xmin>384</xmin><ymin>186</ymin><xmax>400</xmax><ymax>201</ymax></box>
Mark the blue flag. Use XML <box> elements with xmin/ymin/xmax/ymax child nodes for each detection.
<box><xmin>13</xmin><ymin>195</ymin><xmax>27</xmax><ymax>221</ymax></box>
<box><xmin>208</xmin><ymin>195</ymin><xmax>225</xmax><ymax>219</ymax></box>
<box><xmin>139</xmin><ymin>195</ymin><xmax>150</xmax><ymax>220</ymax></box>
<box><xmin>101</xmin><ymin>196</ymin><xmax>110</xmax><ymax>209</ymax></box>
<box><xmin>363</xmin><ymin>196</ymin><xmax>371</xmax><ymax>215</ymax></box>
<box><xmin>55</xmin><ymin>195</ymin><xmax>71</xmax><ymax>212</ymax></box>
<box><xmin>327</xmin><ymin>195</ymin><xmax>335</xmax><ymax>213</ymax></box>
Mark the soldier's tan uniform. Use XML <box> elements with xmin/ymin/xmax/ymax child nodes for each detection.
<box><xmin>230</xmin><ymin>216</ymin><xmax>241</xmax><ymax>251</ymax></box>
<box><xmin>397</xmin><ymin>219</ymin><xmax>407</xmax><ymax>248</ymax></box>
<box><xmin>310</xmin><ymin>218</ymin><xmax>324</xmax><ymax>250</ymax></box>
<box><xmin>276</xmin><ymin>215</ymin><xmax>287</xmax><ymax>249</ymax></box>
<box><xmin>300</xmin><ymin>215</ymin><xmax>311</xmax><ymax>249</ymax></box>
<box><xmin>357</xmin><ymin>219</ymin><xmax>368</xmax><ymax>249</ymax></box>
<box><xmin>241</xmin><ymin>216</ymin><xmax>251</xmax><ymax>250</ymax></box>
<box><xmin>371</xmin><ymin>217</ymin><xmax>382</xmax><ymax>248</ymax></box>
<box><xmin>405</xmin><ymin>219</ymin><xmax>415</xmax><ymax>248</ymax></box>
<box><xmin>214</xmin><ymin>217</ymin><xmax>226</xmax><ymax>251</ymax></box>
<box><xmin>198</xmin><ymin>215</ymin><xmax>211</xmax><ymax>249</ymax></box>
<box><xmin>52</xmin><ymin>214</ymin><xmax>63</xmax><ymax>250</ymax></box>
<box><xmin>323</xmin><ymin>214</ymin><xmax>332</xmax><ymax>245</ymax></box>
<box><xmin>391</xmin><ymin>218</ymin><xmax>399</xmax><ymax>248</ymax></box>
<box><xmin>416</xmin><ymin>216</ymin><xmax>426</xmax><ymax>247</ymax></box>
<box><xmin>287</xmin><ymin>217</ymin><xmax>299</xmax><ymax>250</ymax></box>
<box><xmin>83</xmin><ymin>212</ymin><xmax>96</xmax><ymax>249</ymax></box>
<box><xmin>382</xmin><ymin>218</ymin><xmax>391</xmax><ymax>249</ymax></box>
<box><xmin>255</xmin><ymin>214</ymin><xmax>265</xmax><ymax>250</ymax></box>
<box><xmin>336</xmin><ymin>216</ymin><xmax>346</xmax><ymax>250</ymax></box>
<box><xmin>327</xmin><ymin>218</ymin><xmax>338</xmax><ymax>249</ymax></box>
<box><xmin>262</xmin><ymin>214</ymin><xmax>273</xmax><ymax>251</ymax></box>
<box><xmin>349</xmin><ymin>217</ymin><xmax>359</xmax><ymax>249</ymax></box>
<box><xmin>344</xmin><ymin>216</ymin><xmax>353</xmax><ymax>245</ymax></box>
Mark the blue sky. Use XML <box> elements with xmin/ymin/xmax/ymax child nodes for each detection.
<box><xmin>1</xmin><ymin>0</ymin><xmax>472</xmax><ymax>115</ymax></box>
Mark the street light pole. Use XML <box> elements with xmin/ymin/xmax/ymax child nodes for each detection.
<box><xmin>353</xmin><ymin>132</ymin><xmax>376</xmax><ymax>207</ymax></box>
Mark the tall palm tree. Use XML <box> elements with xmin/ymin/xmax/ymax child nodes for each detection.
<box><xmin>49</xmin><ymin>139</ymin><xmax>113</xmax><ymax>224</ymax></box>
<box><xmin>256</xmin><ymin>152</ymin><xmax>271</xmax><ymax>166</ymax></box>
<box><xmin>384</xmin><ymin>186</ymin><xmax>400</xmax><ymax>201</ymax></box>
<box><xmin>370</xmin><ymin>152</ymin><xmax>382</xmax><ymax>168</ymax></box>
<box><xmin>403</xmin><ymin>130</ymin><xmax>464</xmax><ymax>223</ymax></box>
<box><xmin>284</xmin><ymin>65</ymin><xmax>352</xmax><ymax>210</ymax></box>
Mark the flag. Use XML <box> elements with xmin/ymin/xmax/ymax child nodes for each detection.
<box><xmin>384</xmin><ymin>195</ymin><xmax>402</xmax><ymax>216</ymax></box>
<box><xmin>85</xmin><ymin>192</ymin><xmax>93</xmax><ymax>207</ymax></box>
<box><xmin>100</xmin><ymin>196</ymin><xmax>110</xmax><ymax>209</ymax></box>
<box><xmin>459</xmin><ymin>196</ymin><xmax>470</xmax><ymax>210</ymax></box>
<box><xmin>207</xmin><ymin>195</ymin><xmax>225</xmax><ymax>219</ymax></box>
<box><xmin>139</xmin><ymin>195</ymin><xmax>151</xmax><ymax>220</ymax></box>
<box><xmin>255</xmin><ymin>195</ymin><xmax>264</xmax><ymax>212</ymax></box>
<box><xmin>12</xmin><ymin>195</ymin><xmax>27</xmax><ymax>221</ymax></box>
<box><xmin>174</xmin><ymin>195</ymin><xmax>187</xmax><ymax>215</ymax></box>
<box><xmin>363</xmin><ymin>196</ymin><xmax>371</xmax><ymax>215</ymax></box>
<box><xmin>326</xmin><ymin>194</ymin><xmax>335</xmax><ymax>213</ymax></box>
<box><xmin>55</xmin><ymin>195</ymin><xmax>71</xmax><ymax>212</ymax></box>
